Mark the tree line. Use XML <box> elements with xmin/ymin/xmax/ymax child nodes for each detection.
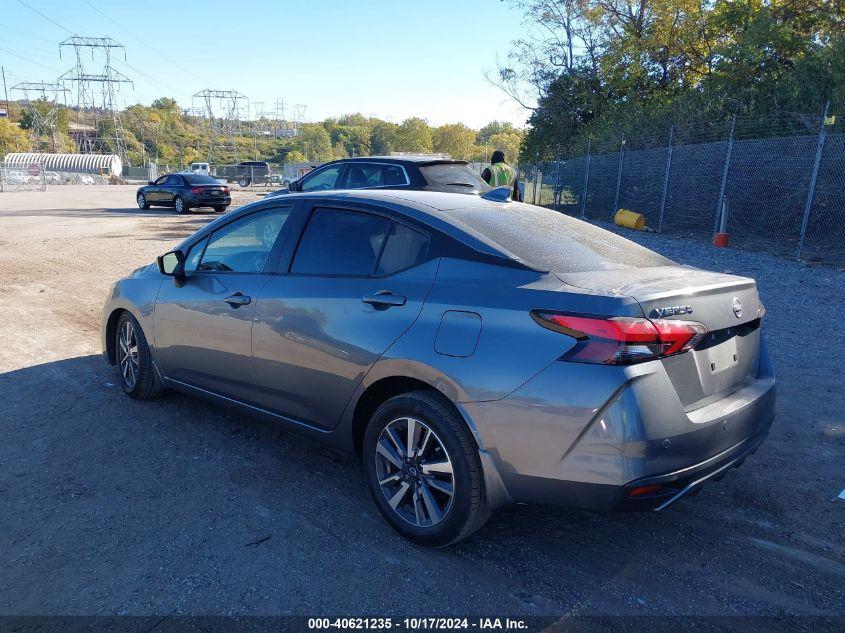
<box><xmin>497</xmin><ymin>0</ymin><xmax>844</xmax><ymax>158</ymax></box>
<box><xmin>0</xmin><ymin>97</ymin><xmax>524</xmax><ymax>167</ymax></box>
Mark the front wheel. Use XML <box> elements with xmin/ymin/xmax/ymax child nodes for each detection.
<box><xmin>213</xmin><ymin>205</ymin><xmax>228</xmax><ymax>213</ymax></box>
<box><xmin>173</xmin><ymin>196</ymin><xmax>187</xmax><ymax>214</ymax></box>
<box><xmin>115</xmin><ymin>312</ymin><xmax>163</xmax><ymax>400</ymax></box>
<box><xmin>363</xmin><ymin>390</ymin><xmax>489</xmax><ymax>547</ymax></box>
<box><xmin>137</xmin><ymin>192</ymin><xmax>150</xmax><ymax>209</ymax></box>
<box><xmin>237</xmin><ymin>178</ymin><xmax>250</xmax><ymax>188</ymax></box>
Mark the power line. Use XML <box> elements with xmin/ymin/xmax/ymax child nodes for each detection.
<box><xmin>0</xmin><ymin>23</ymin><xmax>58</xmax><ymax>44</ymax></box>
<box><xmin>14</xmin><ymin>0</ymin><xmax>74</xmax><ymax>35</ymax></box>
<box><xmin>80</xmin><ymin>0</ymin><xmax>213</xmax><ymax>86</ymax></box>
<box><xmin>0</xmin><ymin>46</ymin><xmax>62</xmax><ymax>73</ymax></box>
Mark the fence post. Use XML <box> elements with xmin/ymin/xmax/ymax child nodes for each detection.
<box><xmin>713</xmin><ymin>114</ymin><xmax>736</xmax><ymax>234</ymax></box>
<box><xmin>613</xmin><ymin>135</ymin><xmax>625</xmax><ymax>216</ymax></box>
<box><xmin>657</xmin><ymin>126</ymin><xmax>674</xmax><ymax>233</ymax></box>
<box><xmin>795</xmin><ymin>101</ymin><xmax>830</xmax><ymax>259</ymax></box>
<box><xmin>554</xmin><ymin>144</ymin><xmax>561</xmax><ymax>210</ymax></box>
<box><xmin>580</xmin><ymin>140</ymin><xmax>591</xmax><ymax>218</ymax></box>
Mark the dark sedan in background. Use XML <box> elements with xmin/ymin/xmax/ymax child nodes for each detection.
<box><xmin>266</xmin><ymin>156</ymin><xmax>492</xmax><ymax>198</ymax></box>
<box><xmin>137</xmin><ymin>173</ymin><xmax>231</xmax><ymax>214</ymax></box>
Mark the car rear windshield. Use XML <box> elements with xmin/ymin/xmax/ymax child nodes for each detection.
<box><xmin>183</xmin><ymin>174</ymin><xmax>220</xmax><ymax>185</ymax></box>
<box><xmin>441</xmin><ymin>203</ymin><xmax>672</xmax><ymax>273</ymax></box>
<box><xmin>420</xmin><ymin>163</ymin><xmax>489</xmax><ymax>189</ymax></box>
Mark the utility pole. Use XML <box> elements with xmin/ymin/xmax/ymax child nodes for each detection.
<box><xmin>1</xmin><ymin>66</ymin><xmax>9</xmax><ymax>114</ymax></box>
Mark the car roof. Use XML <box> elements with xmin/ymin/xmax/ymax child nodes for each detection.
<box><xmin>261</xmin><ymin>190</ymin><xmax>670</xmax><ymax>274</ymax></box>
<box><xmin>263</xmin><ymin>190</ymin><xmax>529</xmax><ymax>264</ymax></box>
<box><xmin>329</xmin><ymin>156</ymin><xmax>468</xmax><ymax>166</ymax></box>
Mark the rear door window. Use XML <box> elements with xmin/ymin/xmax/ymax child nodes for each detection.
<box><xmin>376</xmin><ymin>223</ymin><xmax>429</xmax><ymax>275</ymax></box>
<box><xmin>291</xmin><ymin>208</ymin><xmax>391</xmax><ymax>276</ymax></box>
<box><xmin>341</xmin><ymin>164</ymin><xmax>409</xmax><ymax>189</ymax></box>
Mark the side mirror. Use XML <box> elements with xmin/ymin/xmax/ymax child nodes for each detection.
<box><xmin>288</xmin><ymin>180</ymin><xmax>300</xmax><ymax>192</ymax></box>
<box><xmin>157</xmin><ymin>249</ymin><xmax>185</xmax><ymax>277</ymax></box>
<box><xmin>148</xmin><ymin>180</ymin><xmax>155</xmax><ymax>185</ymax></box>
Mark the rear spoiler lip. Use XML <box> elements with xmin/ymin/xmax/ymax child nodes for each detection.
<box><xmin>417</xmin><ymin>159</ymin><xmax>469</xmax><ymax>166</ymax></box>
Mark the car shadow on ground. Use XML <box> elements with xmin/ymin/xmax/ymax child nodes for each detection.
<box><xmin>3</xmin><ymin>355</ymin><xmax>842</xmax><ymax>616</ymax></box>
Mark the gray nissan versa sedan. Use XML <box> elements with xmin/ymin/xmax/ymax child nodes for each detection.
<box><xmin>102</xmin><ymin>190</ymin><xmax>775</xmax><ymax>546</ymax></box>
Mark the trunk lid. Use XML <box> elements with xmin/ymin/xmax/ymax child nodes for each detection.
<box><xmin>556</xmin><ymin>265</ymin><xmax>763</xmax><ymax>411</ymax></box>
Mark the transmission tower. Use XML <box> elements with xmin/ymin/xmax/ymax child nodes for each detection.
<box><xmin>11</xmin><ymin>81</ymin><xmax>70</xmax><ymax>152</ymax></box>
<box><xmin>293</xmin><ymin>104</ymin><xmax>307</xmax><ymax>136</ymax></box>
<box><xmin>58</xmin><ymin>35</ymin><xmax>133</xmax><ymax>162</ymax></box>
<box><xmin>192</xmin><ymin>89</ymin><xmax>249</xmax><ymax>163</ymax></box>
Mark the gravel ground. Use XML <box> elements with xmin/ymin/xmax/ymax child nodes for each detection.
<box><xmin>0</xmin><ymin>188</ymin><xmax>842</xmax><ymax>621</ymax></box>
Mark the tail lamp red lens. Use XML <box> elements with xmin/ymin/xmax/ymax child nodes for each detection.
<box><xmin>190</xmin><ymin>187</ymin><xmax>203</xmax><ymax>194</ymax></box>
<box><xmin>531</xmin><ymin>311</ymin><xmax>707</xmax><ymax>365</ymax></box>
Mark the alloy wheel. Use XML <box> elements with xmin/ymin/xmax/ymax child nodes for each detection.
<box><xmin>174</xmin><ymin>197</ymin><xmax>184</xmax><ymax>213</ymax></box>
<box><xmin>118</xmin><ymin>320</ymin><xmax>139</xmax><ymax>390</ymax></box>
<box><xmin>374</xmin><ymin>417</ymin><xmax>455</xmax><ymax>527</ymax></box>
<box><xmin>137</xmin><ymin>193</ymin><xmax>145</xmax><ymax>208</ymax></box>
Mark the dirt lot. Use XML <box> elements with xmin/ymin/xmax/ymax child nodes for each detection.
<box><xmin>0</xmin><ymin>186</ymin><xmax>843</xmax><ymax>621</ymax></box>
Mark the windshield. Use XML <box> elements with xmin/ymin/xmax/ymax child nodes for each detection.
<box><xmin>420</xmin><ymin>163</ymin><xmax>490</xmax><ymax>190</ymax></box>
<box><xmin>183</xmin><ymin>174</ymin><xmax>220</xmax><ymax>185</ymax></box>
<box><xmin>440</xmin><ymin>203</ymin><xmax>672</xmax><ymax>273</ymax></box>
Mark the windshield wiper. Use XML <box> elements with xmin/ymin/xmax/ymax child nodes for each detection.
<box><xmin>445</xmin><ymin>182</ymin><xmax>475</xmax><ymax>187</ymax></box>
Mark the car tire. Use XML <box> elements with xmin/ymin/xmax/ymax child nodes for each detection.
<box><xmin>115</xmin><ymin>312</ymin><xmax>163</xmax><ymax>400</ymax></box>
<box><xmin>237</xmin><ymin>178</ymin><xmax>250</xmax><ymax>188</ymax></box>
<box><xmin>363</xmin><ymin>390</ymin><xmax>489</xmax><ymax>547</ymax></box>
<box><xmin>137</xmin><ymin>192</ymin><xmax>150</xmax><ymax>209</ymax></box>
<box><xmin>213</xmin><ymin>205</ymin><xmax>228</xmax><ymax>213</ymax></box>
<box><xmin>173</xmin><ymin>196</ymin><xmax>187</xmax><ymax>214</ymax></box>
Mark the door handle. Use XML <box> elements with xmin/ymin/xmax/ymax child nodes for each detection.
<box><xmin>224</xmin><ymin>292</ymin><xmax>251</xmax><ymax>307</ymax></box>
<box><xmin>362</xmin><ymin>291</ymin><xmax>406</xmax><ymax>308</ymax></box>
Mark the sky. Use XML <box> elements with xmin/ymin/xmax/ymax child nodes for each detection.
<box><xmin>1</xmin><ymin>0</ymin><xmax>533</xmax><ymax>129</ymax></box>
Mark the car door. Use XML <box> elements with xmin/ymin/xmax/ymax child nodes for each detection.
<box><xmin>163</xmin><ymin>174</ymin><xmax>183</xmax><ymax>205</ymax></box>
<box><xmin>252</xmin><ymin>204</ymin><xmax>439</xmax><ymax>429</ymax></box>
<box><xmin>148</xmin><ymin>175</ymin><xmax>168</xmax><ymax>203</ymax></box>
<box><xmin>153</xmin><ymin>205</ymin><xmax>295</xmax><ymax>404</ymax></box>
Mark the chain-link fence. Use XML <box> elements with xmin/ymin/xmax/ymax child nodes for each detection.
<box><xmin>520</xmin><ymin>108</ymin><xmax>845</xmax><ymax>266</ymax></box>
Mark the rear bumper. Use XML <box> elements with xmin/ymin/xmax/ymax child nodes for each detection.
<box><xmin>187</xmin><ymin>194</ymin><xmax>231</xmax><ymax>207</ymax></box>
<box><xmin>462</xmin><ymin>336</ymin><xmax>776</xmax><ymax>512</ymax></box>
<box><xmin>614</xmin><ymin>424</ymin><xmax>770</xmax><ymax>511</ymax></box>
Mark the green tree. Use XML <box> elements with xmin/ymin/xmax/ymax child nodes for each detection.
<box><xmin>504</xmin><ymin>0</ymin><xmax>845</xmax><ymax>158</ymax></box>
<box><xmin>370</xmin><ymin>120</ymin><xmax>399</xmax><ymax>155</ymax></box>
<box><xmin>0</xmin><ymin>118</ymin><xmax>30</xmax><ymax>155</ymax></box>
<box><xmin>433</xmin><ymin>123</ymin><xmax>478</xmax><ymax>160</ymax></box>
<box><xmin>394</xmin><ymin>117</ymin><xmax>433</xmax><ymax>153</ymax></box>
<box><xmin>477</xmin><ymin>120</ymin><xmax>517</xmax><ymax>144</ymax></box>
<box><xmin>295</xmin><ymin>124</ymin><xmax>333</xmax><ymax>162</ymax></box>
<box><xmin>487</xmin><ymin>129</ymin><xmax>525</xmax><ymax>164</ymax></box>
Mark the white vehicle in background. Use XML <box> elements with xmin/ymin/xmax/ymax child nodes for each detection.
<box><xmin>189</xmin><ymin>162</ymin><xmax>211</xmax><ymax>177</ymax></box>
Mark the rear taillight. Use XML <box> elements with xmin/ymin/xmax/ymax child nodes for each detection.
<box><xmin>222</xmin><ymin>186</ymin><xmax>229</xmax><ymax>194</ymax></box>
<box><xmin>190</xmin><ymin>187</ymin><xmax>203</xmax><ymax>194</ymax></box>
<box><xmin>531</xmin><ymin>311</ymin><xmax>707</xmax><ymax>365</ymax></box>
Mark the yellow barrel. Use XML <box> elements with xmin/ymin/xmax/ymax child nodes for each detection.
<box><xmin>614</xmin><ymin>209</ymin><xmax>645</xmax><ymax>230</ymax></box>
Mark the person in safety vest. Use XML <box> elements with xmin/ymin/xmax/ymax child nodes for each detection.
<box><xmin>481</xmin><ymin>149</ymin><xmax>515</xmax><ymax>188</ymax></box>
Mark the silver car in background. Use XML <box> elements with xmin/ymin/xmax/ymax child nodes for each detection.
<box><xmin>102</xmin><ymin>190</ymin><xmax>775</xmax><ymax>546</ymax></box>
